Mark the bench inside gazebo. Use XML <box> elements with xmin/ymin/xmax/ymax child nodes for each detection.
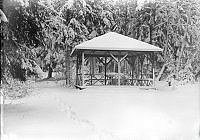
<box><xmin>71</xmin><ymin>32</ymin><xmax>162</xmax><ymax>87</ymax></box>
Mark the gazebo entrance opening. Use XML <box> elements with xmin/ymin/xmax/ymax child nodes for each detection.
<box><xmin>71</xmin><ymin>32</ymin><xmax>162</xmax><ymax>87</ymax></box>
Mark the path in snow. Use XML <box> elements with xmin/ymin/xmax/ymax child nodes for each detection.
<box><xmin>3</xmin><ymin>82</ymin><xmax>200</xmax><ymax>140</ymax></box>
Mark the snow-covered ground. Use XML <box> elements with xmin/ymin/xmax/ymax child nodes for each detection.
<box><xmin>2</xmin><ymin>81</ymin><xmax>200</xmax><ymax>140</ymax></box>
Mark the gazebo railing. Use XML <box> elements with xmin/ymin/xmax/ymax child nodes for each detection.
<box><xmin>77</xmin><ymin>73</ymin><xmax>153</xmax><ymax>86</ymax></box>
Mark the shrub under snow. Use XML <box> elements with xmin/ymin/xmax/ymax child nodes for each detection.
<box><xmin>2</xmin><ymin>78</ymin><xmax>34</xmax><ymax>99</ymax></box>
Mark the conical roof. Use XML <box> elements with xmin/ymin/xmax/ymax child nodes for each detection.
<box><xmin>71</xmin><ymin>32</ymin><xmax>162</xmax><ymax>55</ymax></box>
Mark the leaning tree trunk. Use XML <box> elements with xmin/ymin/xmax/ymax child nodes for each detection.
<box><xmin>176</xmin><ymin>34</ymin><xmax>186</xmax><ymax>80</ymax></box>
<box><xmin>156</xmin><ymin>63</ymin><xmax>169</xmax><ymax>81</ymax></box>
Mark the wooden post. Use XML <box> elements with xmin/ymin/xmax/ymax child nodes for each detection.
<box><xmin>82</xmin><ymin>51</ymin><xmax>85</xmax><ymax>86</ymax></box>
<box><xmin>125</xmin><ymin>57</ymin><xmax>135</xmax><ymax>85</ymax></box>
<box><xmin>118</xmin><ymin>60</ymin><xmax>120</xmax><ymax>86</ymax></box>
<box><xmin>117</xmin><ymin>53</ymin><xmax>122</xmax><ymax>86</ymax></box>
<box><xmin>89</xmin><ymin>57</ymin><xmax>93</xmax><ymax>85</ymax></box>
<box><xmin>153</xmin><ymin>67</ymin><xmax>155</xmax><ymax>88</ymax></box>
<box><xmin>137</xmin><ymin>56</ymin><xmax>139</xmax><ymax>79</ymax></box>
<box><xmin>104</xmin><ymin>56</ymin><xmax>107</xmax><ymax>85</ymax></box>
<box><xmin>131</xmin><ymin>59</ymin><xmax>134</xmax><ymax>85</ymax></box>
<box><xmin>76</xmin><ymin>55</ymin><xmax>79</xmax><ymax>85</ymax></box>
<box><xmin>141</xmin><ymin>56</ymin><xmax>143</xmax><ymax>79</ymax></box>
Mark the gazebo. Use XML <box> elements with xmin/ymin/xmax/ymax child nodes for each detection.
<box><xmin>71</xmin><ymin>32</ymin><xmax>162</xmax><ymax>87</ymax></box>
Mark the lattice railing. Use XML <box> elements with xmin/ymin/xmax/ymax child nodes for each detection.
<box><xmin>77</xmin><ymin>73</ymin><xmax>153</xmax><ymax>86</ymax></box>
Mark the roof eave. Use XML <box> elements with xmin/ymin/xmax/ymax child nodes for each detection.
<box><xmin>70</xmin><ymin>47</ymin><xmax>163</xmax><ymax>57</ymax></box>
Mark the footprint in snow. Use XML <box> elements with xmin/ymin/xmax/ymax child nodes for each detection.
<box><xmin>60</xmin><ymin>102</ymin><xmax>68</xmax><ymax>112</ymax></box>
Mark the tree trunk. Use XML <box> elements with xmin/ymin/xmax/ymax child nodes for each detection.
<box><xmin>1</xmin><ymin>22</ymin><xmax>6</xmax><ymax>84</ymax></box>
<box><xmin>176</xmin><ymin>34</ymin><xmax>186</xmax><ymax>79</ymax></box>
<box><xmin>47</xmin><ymin>64</ymin><xmax>53</xmax><ymax>78</ymax></box>
<box><xmin>195</xmin><ymin>70</ymin><xmax>200</xmax><ymax>81</ymax></box>
<box><xmin>65</xmin><ymin>48</ymin><xmax>72</xmax><ymax>86</ymax></box>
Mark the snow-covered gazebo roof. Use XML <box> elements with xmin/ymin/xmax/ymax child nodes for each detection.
<box><xmin>71</xmin><ymin>32</ymin><xmax>162</xmax><ymax>56</ymax></box>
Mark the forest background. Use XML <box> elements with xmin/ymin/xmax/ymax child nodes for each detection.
<box><xmin>1</xmin><ymin>0</ymin><xmax>200</xmax><ymax>98</ymax></box>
